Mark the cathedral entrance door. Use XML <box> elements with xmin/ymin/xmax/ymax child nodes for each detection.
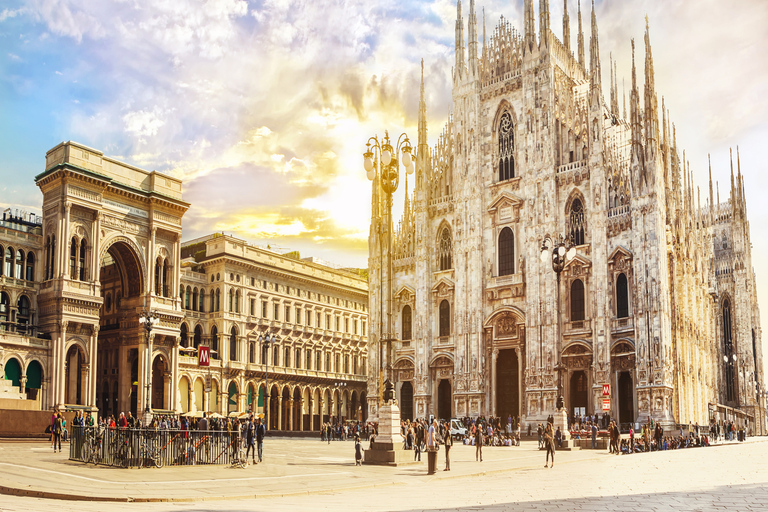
<box><xmin>570</xmin><ymin>371</ymin><xmax>588</xmax><ymax>417</ymax></box>
<box><xmin>437</xmin><ymin>380</ymin><xmax>452</xmax><ymax>420</ymax></box>
<box><xmin>496</xmin><ymin>349</ymin><xmax>519</xmax><ymax>420</ymax></box>
<box><xmin>400</xmin><ymin>381</ymin><xmax>414</xmax><ymax>421</ymax></box>
<box><xmin>618</xmin><ymin>371</ymin><xmax>634</xmax><ymax>427</ymax></box>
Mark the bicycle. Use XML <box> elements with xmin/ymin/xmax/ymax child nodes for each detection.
<box><xmin>112</xmin><ymin>431</ymin><xmax>131</xmax><ymax>468</ymax></box>
<box><xmin>139</xmin><ymin>431</ymin><xmax>163</xmax><ymax>468</ymax></box>
<box><xmin>80</xmin><ymin>427</ymin><xmax>104</xmax><ymax>465</ymax></box>
<box><xmin>231</xmin><ymin>438</ymin><xmax>248</xmax><ymax>469</ymax></box>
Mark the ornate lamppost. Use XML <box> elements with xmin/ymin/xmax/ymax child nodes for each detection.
<box><xmin>540</xmin><ymin>234</ymin><xmax>576</xmax><ymax>412</ymax></box>
<box><xmin>259</xmin><ymin>332</ymin><xmax>277</xmax><ymax>429</ymax></box>
<box><xmin>363</xmin><ymin>131</ymin><xmax>413</xmax><ymax>406</ymax></box>
<box><xmin>139</xmin><ymin>310</ymin><xmax>159</xmax><ymax>426</ymax></box>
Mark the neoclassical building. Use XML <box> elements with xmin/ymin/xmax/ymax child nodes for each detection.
<box><xmin>366</xmin><ymin>0</ymin><xmax>766</xmax><ymax>432</ymax></box>
<box><xmin>0</xmin><ymin>141</ymin><xmax>368</xmax><ymax>430</ymax></box>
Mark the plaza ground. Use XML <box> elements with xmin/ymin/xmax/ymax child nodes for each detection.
<box><xmin>0</xmin><ymin>435</ymin><xmax>766</xmax><ymax>511</ymax></box>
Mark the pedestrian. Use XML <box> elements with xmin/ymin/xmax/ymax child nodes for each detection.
<box><xmin>256</xmin><ymin>417</ymin><xmax>266</xmax><ymax>462</ymax></box>
<box><xmin>52</xmin><ymin>412</ymin><xmax>62</xmax><ymax>453</ymax></box>
<box><xmin>544</xmin><ymin>422</ymin><xmax>555</xmax><ymax>468</ymax></box>
<box><xmin>442</xmin><ymin>421</ymin><xmax>452</xmax><ymax>471</ymax></box>
<box><xmin>475</xmin><ymin>422</ymin><xmax>483</xmax><ymax>462</ymax></box>
<box><xmin>591</xmin><ymin>422</ymin><xmax>598</xmax><ymax>449</ymax></box>
<box><xmin>354</xmin><ymin>435</ymin><xmax>363</xmax><ymax>466</ymax></box>
<box><xmin>629</xmin><ymin>426</ymin><xmax>634</xmax><ymax>454</ymax></box>
<box><xmin>414</xmin><ymin>426</ymin><xmax>422</xmax><ymax>461</ymax></box>
<box><xmin>245</xmin><ymin>416</ymin><xmax>257</xmax><ymax>464</ymax></box>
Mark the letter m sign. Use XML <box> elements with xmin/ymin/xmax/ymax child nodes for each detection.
<box><xmin>602</xmin><ymin>384</ymin><xmax>610</xmax><ymax>396</ymax></box>
<box><xmin>198</xmin><ymin>346</ymin><xmax>210</xmax><ymax>367</ymax></box>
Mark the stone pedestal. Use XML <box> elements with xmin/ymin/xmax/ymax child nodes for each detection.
<box><xmin>363</xmin><ymin>401</ymin><xmax>417</xmax><ymax>466</ymax></box>
<box><xmin>554</xmin><ymin>408</ymin><xmax>574</xmax><ymax>450</ymax></box>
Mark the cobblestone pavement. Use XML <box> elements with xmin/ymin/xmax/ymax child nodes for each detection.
<box><xmin>0</xmin><ymin>437</ymin><xmax>766</xmax><ymax>511</ymax></box>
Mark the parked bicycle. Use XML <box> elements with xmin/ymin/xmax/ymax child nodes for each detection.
<box><xmin>139</xmin><ymin>431</ymin><xmax>163</xmax><ymax>468</ymax></box>
<box><xmin>231</xmin><ymin>438</ymin><xmax>248</xmax><ymax>469</ymax></box>
<box><xmin>80</xmin><ymin>426</ymin><xmax>104</xmax><ymax>465</ymax></box>
<box><xmin>112</xmin><ymin>431</ymin><xmax>131</xmax><ymax>468</ymax></box>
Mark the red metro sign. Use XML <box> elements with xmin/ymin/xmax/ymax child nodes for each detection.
<box><xmin>198</xmin><ymin>346</ymin><xmax>210</xmax><ymax>367</ymax></box>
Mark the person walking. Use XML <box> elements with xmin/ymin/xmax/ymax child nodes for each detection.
<box><xmin>544</xmin><ymin>422</ymin><xmax>555</xmax><ymax>468</ymax></box>
<box><xmin>52</xmin><ymin>412</ymin><xmax>62</xmax><ymax>453</ymax></box>
<box><xmin>442</xmin><ymin>421</ymin><xmax>452</xmax><ymax>471</ymax></box>
<box><xmin>256</xmin><ymin>417</ymin><xmax>266</xmax><ymax>462</ymax></box>
<box><xmin>475</xmin><ymin>422</ymin><xmax>483</xmax><ymax>462</ymax></box>
<box><xmin>591</xmin><ymin>422</ymin><xmax>598</xmax><ymax>449</ymax></box>
<box><xmin>354</xmin><ymin>435</ymin><xmax>363</xmax><ymax>466</ymax></box>
<box><xmin>245</xmin><ymin>417</ymin><xmax>257</xmax><ymax>464</ymax></box>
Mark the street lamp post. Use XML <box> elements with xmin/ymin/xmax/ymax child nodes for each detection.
<box><xmin>363</xmin><ymin>131</ymin><xmax>414</xmax><ymax>406</ymax></box>
<box><xmin>540</xmin><ymin>234</ymin><xmax>576</xmax><ymax>412</ymax></box>
<box><xmin>333</xmin><ymin>381</ymin><xmax>348</xmax><ymax>422</ymax></box>
<box><xmin>259</xmin><ymin>333</ymin><xmax>277</xmax><ymax>429</ymax></box>
<box><xmin>139</xmin><ymin>310</ymin><xmax>159</xmax><ymax>426</ymax></box>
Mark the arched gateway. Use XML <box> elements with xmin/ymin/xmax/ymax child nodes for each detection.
<box><xmin>35</xmin><ymin>141</ymin><xmax>188</xmax><ymax>414</ymax></box>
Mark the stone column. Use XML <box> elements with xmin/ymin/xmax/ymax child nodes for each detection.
<box><xmin>148</xmin><ymin>227</ymin><xmax>156</xmax><ymax>295</ymax></box>
<box><xmin>517</xmin><ymin>347</ymin><xmax>523</xmax><ymax>418</ymax></box>
<box><xmin>171</xmin><ymin>337</ymin><xmax>180</xmax><ymax>412</ymax></box>
<box><xmin>79</xmin><ymin>363</ymin><xmax>89</xmax><ymax>406</ymax></box>
<box><xmin>491</xmin><ymin>348</ymin><xmax>499</xmax><ymax>416</ymax></box>
<box><xmin>86</xmin><ymin>326</ymin><xmax>99</xmax><ymax>407</ymax></box>
<box><xmin>163</xmin><ymin>371</ymin><xmax>172</xmax><ymax>410</ymax></box>
<box><xmin>51</xmin><ymin>322</ymin><xmax>66</xmax><ymax>408</ymax></box>
<box><xmin>277</xmin><ymin>396</ymin><xmax>283</xmax><ymax>430</ymax></box>
<box><xmin>173</xmin><ymin>233</ymin><xmax>181</xmax><ymax>308</ymax></box>
<box><xmin>92</xmin><ymin>212</ymin><xmax>101</xmax><ymax>281</ymax></box>
<box><xmin>287</xmin><ymin>398</ymin><xmax>294</xmax><ymax>430</ymax></box>
<box><xmin>58</xmin><ymin>202</ymin><xmax>70</xmax><ymax>278</ymax></box>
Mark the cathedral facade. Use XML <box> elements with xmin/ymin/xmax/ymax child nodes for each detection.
<box><xmin>366</xmin><ymin>0</ymin><xmax>766</xmax><ymax>433</ymax></box>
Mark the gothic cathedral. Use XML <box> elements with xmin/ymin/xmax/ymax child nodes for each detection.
<box><xmin>366</xmin><ymin>0</ymin><xmax>766</xmax><ymax>432</ymax></box>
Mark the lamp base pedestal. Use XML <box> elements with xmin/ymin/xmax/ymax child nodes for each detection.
<box><xmin>363</xmin><ymin>401</ymin><xmax>416</xmax><ymax>466</ymax></box>
<box><xmin>553</xmin><ymin>408</ymin><xmax>573</xmax><ymax>450</ymax></box>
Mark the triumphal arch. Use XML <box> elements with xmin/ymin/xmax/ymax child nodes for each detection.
<box><xmin>35</xmin><ymin>141</ymin><xmax>188</xmax><ymax>416</ymax></box>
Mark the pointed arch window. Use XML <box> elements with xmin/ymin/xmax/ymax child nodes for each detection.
<box><xmin>616</xmin><ymin>273</ymin><xmax>629</xmax><ymax>318</ymax></box>
<box><xmin>4</xmin><ymin>246</ymin><xmax>12</xmax><ymax>277</ymax></box>
<box><xmin>180</xmin><ymin>323</ymin><xmax>189</xmax><ymax>348</ymax></box>
<box><xmin>69</xmin><ymin>239</ymin><xmax>77</xmax><ymax>279</ymax></box>
<box><xmin>439</xmin><ymin>299</ymin><xmax>451</xmax><ymax>337</ymax></box>
<box><xmin>211</xmin><ymin>325</ymin><xmax>219</xmax><ymax>355</ymax></box>
<box><xmin>569</xmin><ymin>198</ymin><xmax>586</xmax><ymax>245</ymax></box>
<box><xmin>162</xmin><ymin>260</ymin><xmax>169</xmax><ymax>297</ymax></box>
<box><xmin>0</xmin><ymin>292</ymin><xmax>9</xmax><ymax>331</ymax></box>
<box><xmin>498</xmin><ymin>111</ymin><xmax>515</xmax><ymax>181</ymax></box>
<box><xmin>26</xmin><ymin>252</ymin><xmax>35</xmax><ymax>282</ymax></box>
<box><xmin>194</xmin><ymin>325</ymin><xmax>202</xmax><ymax>350</ymax></box>
<box><xmin>16</xmin><ymin>249</ymin><xmax>24</xmax><ymax>280</ymax></box>
<box><xmin>229</xmin><ymin>326</ymin><xmax>238</xmax><ymax>362</ymax></box>
<box><xmin>154</xmin><ymin>258</ymin><xmax>162</xmax><ymax>295</ymax></box>
<box><xmin>570</xmin><ymin>279</ymin><xmax>585</xmax><ymax>321</ymax></box>
<box><xmin>79</xmin><ymin>239</ymin><xmax>87</xmax><ymax>280</ymax></box>
<box><xmin>16</xmin><ymin>295</ymin><xmax>30</xmax><ymax>334</ymax></box>
<box><xmin>723</xmin><ymin>299</ymin><xmax>736</xmax><ymax>402</ymax></box>
<box><xmin>498</xmin><ymin>227</ymin><xmax>515</xmax><ymax>276</ymax></box>
<box><xmin>438</xmin><ymin>227</ymin><xmax>452</xmax><ymax>271</ymax></box>
<box><xmin>402</xmin><ymin>305</ymin><xmax>412</xmax><ymax>341</ymax></box>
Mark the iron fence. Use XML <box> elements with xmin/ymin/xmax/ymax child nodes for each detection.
<box><xmin>69</xmin><ymin>425</ymin><xmax>244</xmax><ymax>467</ymax></box>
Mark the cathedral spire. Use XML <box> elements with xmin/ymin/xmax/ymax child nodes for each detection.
<box><xmin>622</xmin><ymin>78</ymin><xmax>626</xmax><ymax>121</ymax></box>
<box><xmin>589</xmin><ymin>0</ymin><xmax>601</xmax><ymax>106</ymax></box>
<box><xmin>708</xmin><ymin>154</ymin><xmax>714</xmax><ymax>217</ymax></box>
<box><xmin>630</xmin><ymin>39</ymin><xmax>642</xmax><ymax>170</ymax></box>
<box><xmin>577</xmin><ymin>0</ymin><xmax>585</xmax><ymax>67</ymax></box>
<box><xmin>468</xmin><ymin>0</ymin><xmax>479</xmax><ymax>78</ymax></box>
<box><xmin>482</xmin><ymin>8</ymin><xmax>487</xmax><ymax>67</ymax></box>
<box><xmin>524</xmin><ymin>0</ymin><xmax>537</xmax><ymax>54</ymax></box>
<box><xmin>455</xmin><ymin>0</ymin><xmax>465</xmax><ymax>82</ymax></box>
<box><xmin>644</xmin><ymin>16</ymin><xmax>659</xmax><ymax>160</ymax></box>
<box><xmin>540</xmin><ymin>0</ymin><xmax>551</xmax><ymax>49</ymax></box>
<box><xmin>610</xmin><ymin>53</ymin><xmax>619</xmax><ymax>117</ymax></box>
<box><xmin>563</xmin><ymin>0</ymin><xmax>571</xmax><ymax>53</ymax></box>
<box><xmin>404</xmin><ymin>173</ymin><xmax>410</xmax><ymax>221</ymax></box>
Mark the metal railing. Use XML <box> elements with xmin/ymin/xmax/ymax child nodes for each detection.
<box><xmin>69</xmin><ymin>425</ymin><xmax>245</xmax><ymax>467</ymax></box>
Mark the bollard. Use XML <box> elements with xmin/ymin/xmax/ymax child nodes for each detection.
<box><xmin>427</xmin><ymin>448</ymin><xmax>437</xmax><ymax>475</ymax></box>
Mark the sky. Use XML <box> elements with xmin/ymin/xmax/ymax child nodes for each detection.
<box><xmin>2</xmin><ymin>1</ymin><xmax>768</xmax><ymax>376</ymax></box>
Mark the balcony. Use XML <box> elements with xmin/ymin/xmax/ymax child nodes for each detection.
<box><xmin>564</xmin><ymin>318</ymin><xmax>592</xmax><ymax>336</ymax></box>
<box><xmin>611</xmin><ymin>316</ymin><xmax>634</xmax><ymax>334</ymax></box>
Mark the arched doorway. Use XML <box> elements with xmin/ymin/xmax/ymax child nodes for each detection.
<box><xmin>293</xmin><ymin>388</ymin><xmax>302</xmax><ymax>431</ymax></box>
<box><xmin>210</xmin><ymin>379</ymin><xmax>219</xmax><ymax>413</ymax></box>
<box><xmin>228</xmin><ymin>382</ymin><xmax>239</xmax><ymax>414</ymax></box>
<box><xmin>65</xmin><ymin>345</ymin><xmax>85</xmax><ymax>405</ymax></box>
<box><xmin>98</xmin><ymin>240</ymin><xmax>145</xmax><ymax>417</ymax></box>
<box><xmin>151</xmin><ymin>355</ymin><xmax>166</xmax><ymax>410</ymax></box>
<box><xmin>618</xmin><ymin>371</ymin><xmax>634</xmax><ymax>427</ymax></box>
<box><xmin>194</xmin><ymin>378</ymin><xmax>204</xmax><ymax>412</ymax></box>
<box><xmin>570</xmin><ymin>371</ymin><xmax>588</xmax><ymax>418</ymax></box>
<box><xmin>496</xmin><ymin>349</ymin><xmax>519</xmax><ymax>420</ymax></box>
<box><xmin>400</xmin><ymin>381</ymin><xmax>414</xmax><ymax>421</ymax></box>
<box><xmin>179</xmin><ymin>377</ymin><xmax>191</xmax><ymax>413</ymax></box>
<box><xmin>281</xmin><ymin>387</ymin><xmax>291</xmax><ymax>430</ymax></box>
<box><xmin>269</xmin><ymin>385</ymin><xmax>280</xmax><ymax>430</ymax></box>
<box><xmin>4</xmin><ymin>357</ymin><xmax>22</xmax><ymax>389</ymax></box>
<box><xmin>437</xmin><ymin>380</ymin><xmax>452</xmax><ymax>420</ymax></box>
<box><xmin>25</xmin><ymin>360</ymin><xmax>43</xmax><ymax>401</ymax></box>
